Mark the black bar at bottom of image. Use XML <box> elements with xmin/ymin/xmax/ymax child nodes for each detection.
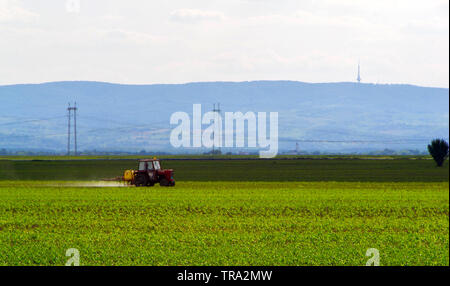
<box><xmin>0</xmin><ymin>266</ymin><xmax>448</xmax><ymax>284</ymax></box>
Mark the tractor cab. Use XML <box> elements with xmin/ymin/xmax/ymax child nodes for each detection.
<box><xmin>139</xmin><ymin>160</ymin><xmax>159</xmax><ymax>171</ymax></box>
<box><xmin>133</xmin><ymin>158</ymin><xmax>175</xmax><ymax>187</ymax></box>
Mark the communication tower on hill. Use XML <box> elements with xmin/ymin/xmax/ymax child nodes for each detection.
<box><xmin>357</xmin><ymin>62</ymin><xmax>362</xmax><ymax>83</ymax></box>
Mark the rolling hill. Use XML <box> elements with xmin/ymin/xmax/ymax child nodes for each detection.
<box><xmin>0</xmin><ymin>81</ymin><xmax>448</xmax><ymax>153</ymax></box>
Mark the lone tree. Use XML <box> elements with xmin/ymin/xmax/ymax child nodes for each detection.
<box><xmin>428</xmin><ymin>139</ymin><xmax>449</xmax><ymax>167</ymax></box>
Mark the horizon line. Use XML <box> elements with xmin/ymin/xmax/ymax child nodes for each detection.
<box><xmin>0</xmin><ymin>79</ymin><xmax>448</xmax><ymax>89</ymax></box>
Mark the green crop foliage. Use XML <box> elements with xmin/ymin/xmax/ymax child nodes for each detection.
<box><xmin>0</xmin><ymin>157</ymin><xmax>448</xmax><ymax>182</ymax></box>
<box><xmin>0</xmin><ymin>181</ymin><xmax>448</xmax><ymax>266</ymax></box>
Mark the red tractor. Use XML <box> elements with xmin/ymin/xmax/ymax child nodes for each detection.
<box><xmin>123</xmin><ymin>159</ymin><xmax>175</xmax><ymax>187</ymax></box>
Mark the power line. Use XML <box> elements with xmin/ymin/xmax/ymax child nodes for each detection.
<box><xmin>79</xmin><ymin>115</ymin><xmax>143</xmax><ymax>127</ymax></box>
<box><xmin>212</xmin><ymin>103</ymin><xmax>221</xmax><ymax>154</ymax></box>
<box><xmin>79</xmin><ymin>124</ymin><xmax>169</xmax><ymax>134</ymax></box>
<box><xmin>296</xmin><ymin>139</ymin><xmax>432</xmax><ymax>143</ymax></box>
<box><xmin>2</xmin><ymin>111</ymin><xmax>445</xmax><ymax>150</ymax></box>
<box><xmin>77</xmin><ymin>115</ymin><xmax>169</xmax><ymax>131</ymax></box>
<box><xmin>9</xmin><ymin>133</ymin><xmax>68</xmax><ymax>139</ymax></box>
<box><xmin>0</xmin><ymin>116</ymin><xmax>65</xmax><ymax>127</ymax></box>
<box><xmin>285</xmin><ymin>138</ymin><xmax>448</xmax><ymax>144</ymax></box>
<box><xmin>67</xmin><ymin>103</ymin><xmax>78</xmax><ymax>156</ymax></box>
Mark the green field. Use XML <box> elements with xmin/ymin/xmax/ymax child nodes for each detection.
<box><xmin>0</xmin><ymin>158</ymin><xmax>448</xmax><ymax>266</ymax></box>
<box><xmin>0</xmin><ymin>157</ymin><xmax>448</xmax><ymax>182</ymax></box>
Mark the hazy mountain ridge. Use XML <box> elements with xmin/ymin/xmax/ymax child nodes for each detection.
<box><xmin>0</xmin><ymin>81</ymin><xmax>448</xmax><ymax>153</ymax></box>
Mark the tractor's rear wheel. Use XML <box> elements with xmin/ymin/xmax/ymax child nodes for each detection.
<box><xmin>134</xmin><ymin>173</ymin><xmax>147</xmax><ymax>187</ymax></box>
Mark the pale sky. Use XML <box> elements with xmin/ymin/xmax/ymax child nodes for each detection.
<box><xmin>1</xmin><ymin>0</ymin><xmax>448</xmax><ymax>87</ymax></box>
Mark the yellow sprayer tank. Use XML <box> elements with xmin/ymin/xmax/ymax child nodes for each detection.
<box><xmin>123</xmin><ymin>170</ymin><xmax>135</xmax><ymax>182</ymax></box>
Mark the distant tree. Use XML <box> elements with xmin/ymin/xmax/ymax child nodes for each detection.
<box><xmin>427</xmin><ymin>139</ymin><xmax>449</xmax><ymax>167</ymax></box>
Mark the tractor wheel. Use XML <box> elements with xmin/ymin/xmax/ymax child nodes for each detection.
<box><xmin>159</xmin><ymin>178</ymin><xmax>170</xmax><ymax>187</ymax></box>
<box><xmin>134</xmin><ymin>173</ymin><xmax>147</xmax><ymax>187</ymax></box>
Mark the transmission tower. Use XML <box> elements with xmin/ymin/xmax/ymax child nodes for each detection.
<box><xmin>67</xmin><ymin>102</ymin><xmax>78</xmax><ymax>156</ymax></box>
<box><xmin>212</xmin><ymin>103</ymin><xmax>221</xmax><ymax>154</ymax></box>
<box><xmin>357</xmin><ymin>61</ymin><xmax>362</xmax><ymax>83</ymax></box>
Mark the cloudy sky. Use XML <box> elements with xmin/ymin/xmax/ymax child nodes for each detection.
<box><xmin>0</xmin><ymin>0</ymin><xmax>448</xmax><ymax>87</ymax></box>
